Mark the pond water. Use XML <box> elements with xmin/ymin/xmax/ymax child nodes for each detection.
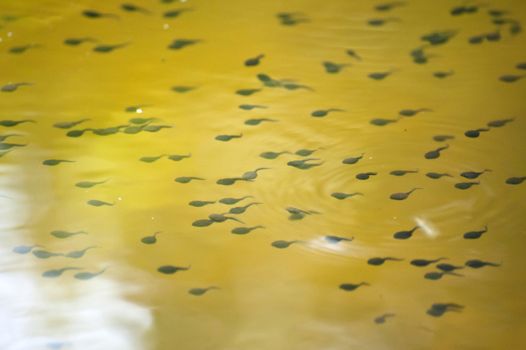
<box><xmin>1</xmin><ymin>0</ymin><xmax>526</xmax><ymax>349</ymax></box>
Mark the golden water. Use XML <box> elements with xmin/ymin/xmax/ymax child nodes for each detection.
<box><xmin>1</xmin><ymin>0</ymin><xmax>526</xmax><ymax>349</ymax></box>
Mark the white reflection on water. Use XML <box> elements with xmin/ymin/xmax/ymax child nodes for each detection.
<box><xmin>0</xmin><ymin>261</ymin><xmax>153</xmax><ymax>350</ymax></box>
<box><xmin>0</xmin><ymin>173</ymin><xmax>153</xmax><ymax>350</ymax></box>
<box><xmin>309</xmin><ymin>237</ymin><xmax>349</xmax><ymax>253</ymax></box>
<box><xmin>414</xmin><ymin>217</ymin><xmax>438</xmax><ymax>239</ymax></box>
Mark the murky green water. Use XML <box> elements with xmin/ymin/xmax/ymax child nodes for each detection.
<box><xmin>1</xmin><ymin>0</ymin><xmax>526</xmax><ymax>349</ymax></box>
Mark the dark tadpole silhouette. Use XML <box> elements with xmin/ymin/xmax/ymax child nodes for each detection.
<box><xmin>64</xmin><ymin>37</ymin><xmax>96</xmax><ymax>46</ymax></box>
<box><xmin>460</xmin><ymin>169</ymin><xmax>490</xmax><ymax>179</ymax></box>
<box><xmin>168</xmin><ymin>154</ymin><xmax>191</xmax><ymax>162</ymax></box>
<box><xmin>331</xmin><ymin>192</ymin><xmax>363</xmax><ymax>200</ymax></box>
<box><xmin>370</xmin><ymin>118</ymin><xmax>399</xmax><ymax>126</ymax></box>
<box><xmin>189</xmin><ymin>200</ymin><xmax>215</xmax><ymax>207</ymax></box>
<box><xmin>426</xmin><ymin>303</ymin><xmax>464</xmax><ymax>317</ymax></box>
<box><xmin>367</xmin><ymin>18</ymin><xmax>400</xmax><ymax>27</ymax></box>
<box><xmin>42</xmin><ymin>267</ymin><xmax>82</xmax><ymax>278</ymax></box>
<box><xmin>0</xmin><ymin>143</ymin><xmax>26</xmax><ymax>151</ymax></box>
<box><xmin>390</xmin><ymin>169</ymin><xmax>418</xmax><ymax>176</ymax></box>
<box><xmin>323</xmin><ymin>61</ymin><xmax>349</xmax><ymax>74</ymax></box>
<box><xmin>140</xmin><ymin>155</ymin><xmax>165</xmax><ymax>163</ymax></box>
<box><xmin>175</xmin><ymin>176</ymin><xmax>204</xmax><ymax>184</ymax></box>
<box><xmin>33</xmin><ymin>249</ymin><xmax>64</xmax><ymax>259</ymax></box>
<box><xmin>433</xmin><ymin>134</ymin><xmax>454</xmax><ymax>142</ymax></box>
<box><xmin>260</xmin><ymin>151</ymin><xmax>290</xmax><ymax>159</ymax></box>
<box><xmin>141</xmin><ymin>232</ymin><xmax>161</xmax><ymax>244</ymax></box>
<box><xmin>158</xmin><ymin>265</ymin><xmax>190</xmax><ymax>274</ymax></box>
<box><xmin>433</xmin><ymin>70</ymin><xmax>454</xmax><ymax>79</ymax></box>
<box><xmin>75</xmin><ymin>179</ymin><xmax>107</xmax><ymax>188</ymax></box>
<box><xmin>82</xmin><ymin>10</ymin><xmax>118</xmax><ymax>19</ymax></box>
<box><xmin>219</xmin><ymin>196</ymin><xmax>253</xmax><ymax>205</ymax></box>
<box><xmin>468</xmin><ymin>34</ymin><xmax>485</xmax><ymax>44</ymax></box>
<box><xmin>239</xmin><ymin>104</ymin><xmax>267</xmax><ymax>110</ymax></box>
<box><xmin>13</xmin><ymin>245</ymin><xmax>41</xmax><ymax>254</ymax></box>
<box><xmin>389</xmin><ymin>188</ymin><xmax>421</xmax><ymax>200</ymax></box>
<box><xmin>487</xmin><ymin>9</ymin><xmax>508</xmax><ymax>17</ymax></box>
<box><xmin>257</xmin><ymin>73</ymin><xmax>280</xmax><ymax>87</ymax></box>
<box><xmin>465</xmin><ymin>259</ymin><xmax>500</xmax><ymax>268</ymax></box>
<box><xmin>67</xmin><ymin>128</ymin><xmax>92</xmax><ymax>137</ymax></box>
<box><xmin>209</xmin><ymin>213</ymin><xmax>244</xmax><ymax>223</ymax></box>
<box><xmin>74</xmin><ymin>268</ymin><xmax>106</xmax><ymax>280</ymax></box>
<box><xmin>0</xmin><ymin>133</ymin><xmax>21</xmax><ymax>142</ymax></box>
<box><xmin>450</xmin><ymin>5</ymin><xmax>480</xmax><ymax>16</ymax></box>
<box><xmin>138</xmin><ymin>124</ymin><xmax>171</xmax><ymax>133</ymax></box>
<box><xmin>426</xmin><ymin>172</ymin><xmax>452</xmax><ymax>179</ymax></box>
<box><xmin>43</xmin><ymin>159</ymin><xmax>75</xmax><ymax>166</ymax></box>
<box><xmin>324</xmin><ymin>235</ymin><xmax>354</xmax><ymax>244</ymax></box>
<box><xmin>87</xmin><ymin>199</ymin><xmax>114</xmax><ymax>207</ymax></box>
<box><xmin>367</xmin><ymin>257</ymin><xmax>403</xmax><ymax>266</ymax></box>
<box><xmin>93</xmin><ymin>125</ymin><xmax>128</xmax><ymax>136</ymax></box>
<box><xmin>499</xmin><ymin>74</ymin><xmax>525</xmax><ymax>83</ymax></box>
<box><xmin>282</xmin><ymin>82</ymin><xmax>313</xmax><ymax>91</ymax></box>
<box><xmin>276</xmin><ymin>12</ymin><xmax>309</xmax><ymax>26</ymax></box>
<box><xmin>216</xmin><ymin>177</ymin><xmax>250</xmax><ymax>186</ymax></box>
<box><xmin>464</xmin><ymin>128</ymin><xmax>489</xmax><ymax>138</ymax></box>
<box><xmin>1</xmin><ymin>83</ymin><xmax>32</xmax><ymax>93</ymax></box>
<box><xmin>311</xmin><ymin>108</ymin><xmax>344</xmax><ymax>117</ymax></box>
<box><xmin>411</xmin><ymin>46</ymin><xmax>434</xmax><ymax>64</ymax></box>
<box><xmin>346</xmin><ymin>49</ymin><xmax>361</xmax><ymax>61</ymax></box>
<box><xmin>287</xmin><ymin>158</ymin><xmax>323</xmax><ymax>170</ymax></box>
<box><xmin>399</xmin><ymin>108</ymin><xmax>431</xmax><ymax>117</ymax></box>
<box><xmin>215</xmin><ymin>133</ymin><xmax>242</xmax><ymax>142</ymax></box>
<box><xmin>421</xmin><ymin>31</ymin><xmax>456</xmax><ymax>46</ymax></box>
<box><xmin>375</xmin><ymin>1</ymin><xmax>406</xmax><ymax>12</ymax></box>
<box><xmin>93</xmin><ymin>43</ymin><xmax>128</xmax><ymax>53</ymax></box>
<box><xmin>368</xmin><ymin>70</ymin><xmax>395</xmax><ymax>80</ymax></box>
<box><xmin>487</xmin><ymin>118</ymin><xmax>514</xmax><ymax>128</ymax></box>
<box><xmin>463</xmin><ymin>225</ymin><xmax>487</xmax><ymax>239</ymax></box>
<box><xmin>454</xmin><ymin>181</ymin><xmax>479</xmax><ymax>190</ymax></box>
<box><xmin>424</xmin><ymin>144</ymin><xmax>449</xmax><ymax>159</ymax></box>
<box><xmin>65</xmin><ymin>246</ymin><xmax>97</xmax><ymax>259</ymax></box>
<box><xmin>242</xmin><ymin>168</ymin><xmax>269</xmax><ymax>180</ymax></box>
<box><xmin>229</xmin><ymin>202</ymin><xmax>261</xmax><ymax>214</ymax></box>
<box><xmin>163</xmin><ymin>8</ymin><xmax>192</xmax><ymax>18</ymax></box>
<box><xmin>236</xmin><ymin>88</ymin><xmax>261</xmax><ymax>96</ymax></box>
<box><xmin>244</xmin><ymin>118</ymin><xmax>277</xmax><ymax>126</ymax></box>
<box><xmin>53</xmin><ymin>119</ymin><xmax>89</xmax><ymax>129</ymax></box>
<box><xmin>505</xmin><ymin>176</ymin><xmax>526</xmax><ymax>185</ymax></box>
<box><xmin>121</xmin><ymin>3</ymin><xmax>151</xmax><ymax>14</ymax></box>
<box><xmin>271</xmin><ymin>240</ymin><xmax>302</xmax><ymax>249</ymax></box>
<box><xmin>0</xmin><ymin>119</ymin><xmax>35</xmax><ymax>126</ymax></box>
<box><xmin>231</xmin><ymin>226</ymin><xmax>264</xmax><ymax>235</ymax></box>
<box><xmin>342</xmin><ymin>153</ymin><xmax>364</xmax><ymax>164</ymax></box>
<box><xmin>192</xmin><ymin>219</ymin><xmax>214</xmax><ymax>227</ymax></box>
<box><xmin>393</xmin><ymin>226</ymin><xmax>419</xmax><ymax>239</ymax></box>
<box><xmin>172</xmin><ymin>85</ymin><xmax>196</xmax><ymax>93</ymax></box>
<box><xmin>410</xmin><ymin>258</ymin><xmax>447</xmax><ymax>267</ymax></box>
<box><xmin>244</xmin><ymin>54</ymin><xmax>264</xmax><ymax>66</ymax></box>
<box><xmin>168</xmin><ymin>39</ymin><xmax>200</xmax><ymax>50</ymax></box>
<box><xmin>189</xmin><ymin>286</ymin><xmax>219</xmax><ymax>296</ymax></box>
<box><xmin>424</xmin><ymin>270</ymin><xmax>462</xmax><ymax>280</ymax></box>
<box><xmin>339</xmin><ymin>282</ymin><xmax>369</xmax><ymax>292</ymax></box>
<box><xmin>51</xmin><ymin>230</ymin><xmax>87</xmax><ymax>239</ymax></box>
<box><xmin>295</xmin><ymin>148</ymin><xmax>319</xmax><ymax>157</ymax></box>
<box><xmin>374</xmin><ymin>313</ymin><xmax>396</xmax><ymax>324</ymax></box>
<box><xmin>356</xmin><ymin>172</ymin><xmax>377</xmax><ymax>180</ymax></box>
<box><xmin>436</xmin><ymin>263</ymin><xmax>464</xmax><ymax>272</ymax></box>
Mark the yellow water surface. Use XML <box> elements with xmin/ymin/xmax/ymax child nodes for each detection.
<box><xmin>1</xmin><ymin>0</ymin><xmax>526</xmax><ymax>349</ymax></box>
